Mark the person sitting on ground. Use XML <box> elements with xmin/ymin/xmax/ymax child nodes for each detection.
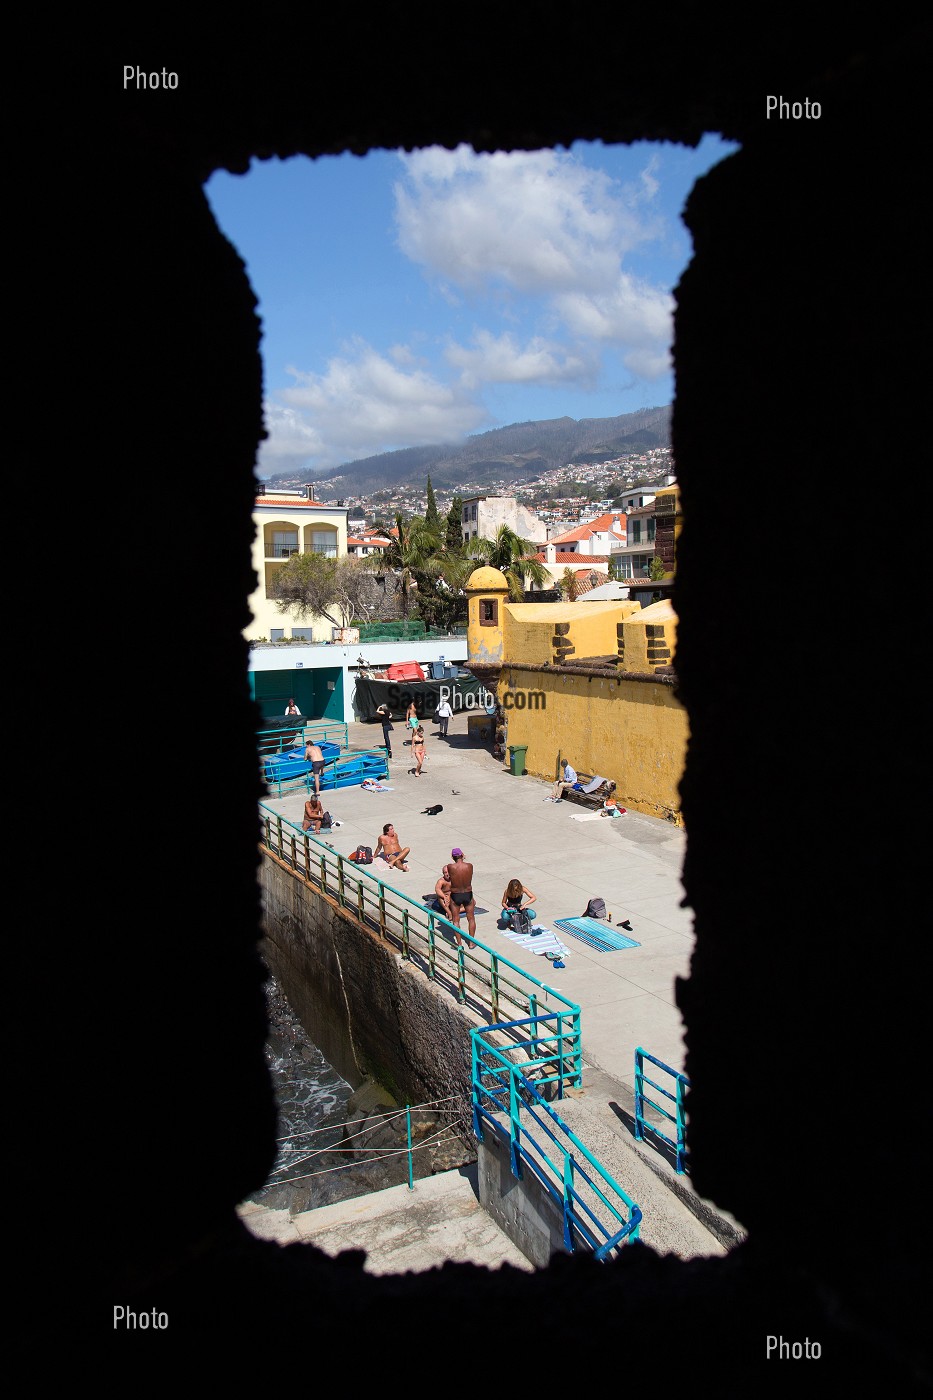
<box><xmin>546</xmin><ymin>758</ymin><xmax>578</xmax><ymax>801</ymax></box>
<box><xmin>447</xmin><ymin>848</ymin><xmax>476</xmax><ymax>947</ymax></box>
<box><xmin>374</xmin><ymin>823</ymin><xmax>410</xmax><ymax>872</ymax></box>
<box><xmin>302</xmin><ymin>794</ymin><xmax>325</xmax><ymax>834</ymax></box>
<box><xmin>410</xmin><ymin>725</ymin><xmax>426</xmax><ymax>776</ymax></box>
<box><xmin>431</xmin><ymin>865</ymin><xmax>455</xmax><ymax>920</ymax></box>
<box><xmin>285</xmin><ymin>697</ymin><xmax>301</xmax><ymax>716</ymax></box>
<box><xmin>500</xmin><ymin>877</ymin><xmax>537</xmax><ymax>921</ymax></box>
<box><xmin>304</xmin><ymin>741</ymin><xmax>325</xmax><ymax>796</ymax></box>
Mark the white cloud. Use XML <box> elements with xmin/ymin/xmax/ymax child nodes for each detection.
<box><xmin>444</xmin><ymin>330</ymin><xmax>597</xmax><ymax>391</ymax></box>
<box><xmin>395</xmin><ymin>146</ymin><xmax>664</xmax><ymax>299</ymax></box>
<box><xmin>267</xmin><ymin>338</ymin><xmax>489</xmax><ymax>471</ymax></box>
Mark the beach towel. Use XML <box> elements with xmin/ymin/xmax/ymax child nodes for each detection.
<box><xmin>581</xmin><ymin>775</ymin><xmax>608</xmax><ymax>793</ymax></box>
<box><xmin>553</xmin><ymin>917</ymin><xmax>640</xmax><ymax>952</ymax></box>
<box><xmin>499</xmin><ymin>925</ymin><xmax>571</xmax><ymax>958</ymax></box>
<box><xmin>361</xmin><ymin>779</ymin><xmax>395</xmax><ymax>792</ymax></box>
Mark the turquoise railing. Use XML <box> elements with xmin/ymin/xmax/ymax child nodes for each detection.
<box><xmin>634</xmin><ymin>1046</ymin><xmax>690</xmax><ymax>1175</ymax></box>
<box><xmin>257</xmin><ymin>719</ymin><xmax>349</xmax><ymax>760</ymax></box>
<box><xmin>261</xmin><ymin>744</ymin><xmax>390</xmax><ymax>800</ymax></box>
<box><xmin>259</xmin><ymin>806</ymin><xmax>581</xmax><ymax>1068</ymax></box>
<box><xmin>472</xmin><ymin>1033</ymin><xmax>641</xmax><ymax>1259</ymax></box>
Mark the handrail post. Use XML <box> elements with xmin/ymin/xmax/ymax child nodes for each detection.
<box><xmin>456</xmin><ymin>943</ymin><xmax>466</xmax><ymax>1003</ymax></box>
<box><xmin>562</xmin><ymin>1150</ymin><xmax>575</xmax><ymax>1251</ymax></box>
<box><xmin>319</xmin><ymin>851</ymin><xmax>327</xmax><ymax>892</ymax></box>
<box><xmin>508</xmin><ymin>1066</ymin><xmax>522</xmax><ymax>1178</ymax></box>
<box><xmin>490</xmin><ymin>953</ymin><xmax>499</xmax><ymax>1024</ymax></box>
<box><xmin>378</xmin><ymin>883</ymin><xmax>386</xmax><ymax>937</ymax></box>
<box><xmin>634</xmin><ymin>1047</ymin><xmax>645</xmax><ymax>1142</ymax></box>
<box><xmin>675</xmin><ymin>1071</ymin><xmax>687</xmax><ymax>1174</ymax></box>
<box><xmin>337</xmin><ymin>854</ymin><xmax>345</xmax><ymax>906</ymax></box>
<box><xmin>303</xmin><ymin>834</ymin><xmax>311</xmax><ymax>881</ymax></box>
<box><xmin>428</xmin><ymin>917</ymin><xmax>436</xmax><ymax>980</ymax></box>
<box><xmin>406</xmin><ymin>1106</ymin><xmax>414</xmax><ymax>1190</ymax></box>
<box><xmin>401</xmin><ymin>907</ymin><xmax>410</xmax><ymax>958</ymax></box>
<box><xmin>529</xmin><ymin>994</ymin><xmax>539</xmax><ymax>1057</ymax></box>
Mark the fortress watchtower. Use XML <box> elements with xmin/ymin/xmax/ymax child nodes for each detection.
<box><xmin>465</xmin><ymin>566</ymin><xmax>510</xmax><ymax>694</ymax></box>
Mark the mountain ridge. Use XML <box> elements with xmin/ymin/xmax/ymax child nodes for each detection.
<box><xmin>267</xmin><ymin>405</ymin><xmax>671</xmax><ymax>495</ymax></box>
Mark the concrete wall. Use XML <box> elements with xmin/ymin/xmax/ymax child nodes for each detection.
<box><xmin>258</xmin><ymin>850</ymin><xmax>477</xmax><ymax>1107</ymax></box>
<box><xmin>500</xmin><ymin>664</ymin><xmax>687</xmax><ymax>823</ymax></box>
<box><xmin>477</xmin><ymin>1121</ymin><xmax>570</xmax><ymax>1268</ymax></box>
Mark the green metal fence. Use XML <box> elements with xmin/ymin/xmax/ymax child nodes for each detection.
<box><xmin>258</xmin><ymin>805</ymin><xmax>582</xmax><ymax>1068</ymax></box>
<box><xmin>257</xmin><ymin>719</ymin><xmax>349</xmax><ymax>760</ymax></box>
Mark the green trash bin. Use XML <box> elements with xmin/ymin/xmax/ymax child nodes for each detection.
<box><xmin>508</xmin><ymin>744</ymin><xmax>528</xmax><ymax>776</ymax></box>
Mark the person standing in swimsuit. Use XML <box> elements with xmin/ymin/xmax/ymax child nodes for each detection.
<box><xmin>410</xmin><ymin>725</ymin><xmax>426</xmax><ymax>776</ymax></box>
<box><xmin>304</xmin><ymin>741</ymin><xmax>326</xmax><ymax>796</ymax></box>
<box><xmin>447</xmin><ymin>847</ymin><xmax>476</xmax><ymax>947</ymax></box>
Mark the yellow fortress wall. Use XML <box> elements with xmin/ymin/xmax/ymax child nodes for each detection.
<box><xmin>466</xmin><ymin>569</ymin><xmax>688</xmax><ymax>824</ymax></box>
<box><xmin>504</xmin><ymin>601</ymin><xmax>641</xmax><ymax>667</ymax></box>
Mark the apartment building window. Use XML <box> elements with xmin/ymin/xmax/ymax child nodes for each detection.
<box><xmin>312</xmin><ymin>530</ymin><xmax>337</xmax><ymax>557</ymax></box>
<box><xmin>630</xmin><ymin>521</ymin><xmax>642</xmax><ymax>544</ymax></box>
<box><xmin>272</xmin><ymin>530</ymin><xmax>299</xmax><ymax>559</ymax></box>
<box><xmin>291</xmin><ymin>627</ymin><xmax>312</xmax><ymax>641</ymax></box>
<box><xmin>270</xmin><ymin>628</ymin><xmax>284</xmax><ymax>641</ymax></box>
<box><xmin>648</xmin><ymin>518</ymin><xmax>656</xmax><ymax>541</ymax></box>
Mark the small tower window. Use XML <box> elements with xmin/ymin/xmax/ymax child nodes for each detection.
<box><xmin>480</xmin><ymin>600</ymin><xmax>498</xmax><ymax>627</ymax></box>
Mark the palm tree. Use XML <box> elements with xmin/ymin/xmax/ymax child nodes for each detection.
<box><xmin>379</xmin><ymin>512</ymin><xmax>442</xmax><ymax>617</ymax></box>
<box><xmin>468</xmin><ymin>524</ymin><xmax>549</xmax><ymax>601</ymax></box>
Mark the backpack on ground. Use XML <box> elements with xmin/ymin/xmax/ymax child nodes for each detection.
<box><xmin>350</xmin><ymin>845</ymin><xmax>373</xmax><ymax>864</ymax></box>
<box><xmin>507</xmin><ymin>907</ymin><xmax>533</xmax><ymax>935</ymax></box>
<box><xmin>582</xmin><ymin>897</ymin><xmax>607</xmax><ymax>920</ymax></box>
<box><xmin>321</xmin><ymin>811</ymin><xmax>333</xmax><ymax>829</ymax></box>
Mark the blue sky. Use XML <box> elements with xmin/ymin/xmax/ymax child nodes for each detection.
<box><xmin>205</xmin><ymin>136</ymin><xmax>738</xmax><ymax>480</ymax></box>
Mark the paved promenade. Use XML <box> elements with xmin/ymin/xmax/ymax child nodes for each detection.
<box><xmin>251</xmin><ymin>710</ymin><xmax>742</xmax><ymax>1266</ymax></box>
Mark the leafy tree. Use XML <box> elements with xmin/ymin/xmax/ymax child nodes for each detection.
<box><xmin>560</xmin><ymin>567</ymin><xmax>581</xmax><ymax>601</ymax></box>
<box><xmin>446</xmin><ymin>495</ymin><xmax>463</xmax><ymax>551</ymax></box>
<box><xmin>425</xmin><ymin>476</ymin><xmax>440</xmax><ymax>531</ymax></box>
<box><xmin>270</xmin><ymin>553</ymin><xmax>374</xmax><ymax>629</ymax></box>
<box><xmin>467</xmin><ymin>523</ymin><xmax>549</xmax><ymax>601</ymax></box>
<box><xmin>608</xmin><ymin>554</ymin><xmax>625</xmax><ymax>582</ymax></box>
<box><xmin>649</xmin><ymin>555</ymin><xmax>667</xmax><ymax>580</ymax></box>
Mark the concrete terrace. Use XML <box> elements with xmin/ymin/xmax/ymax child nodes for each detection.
<box><xmin>262</xmin><ymin>707</ymin><xmax>692</xmax><ymax>1095</ymax></box>
<box><xmin>253</xmin><ymin>708</ymin><xmax>742</xmax><ymax>1266</ymax></box>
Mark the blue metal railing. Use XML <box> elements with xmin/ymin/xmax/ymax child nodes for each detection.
<box><xmin>634</xmin><ymin>1046</ymin><xmax>690</xmax><ymax>1175</ymax></box>
<box><xmin>472</xmin><ymin>1032</ymin><xmax>641</xmax><ymax>1259</ymax></box>
<box><xmin>262</xmin><ymin>745</ymin><xmax>390</xmax><ymax>800</ymax></box>
<box><xmin>257</xmin><ymin>719</ymin><xmax>349</xmax><ymax>759</ymax></box>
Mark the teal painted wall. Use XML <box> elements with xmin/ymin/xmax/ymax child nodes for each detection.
<box><xmin>250</xmin><ymin>666</ymin><xmax>342</xmax><ymax>721</ymax></box>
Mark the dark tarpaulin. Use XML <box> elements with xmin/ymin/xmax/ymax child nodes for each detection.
<box><xmin>354</xmin><ymin>675</ymin><xmax>491</xmax><ymax>722</ymax></box>
<box><xmin>255</xmin><ymin>714</ymin><xmax>307</xmax><ymax>735</ymax></box>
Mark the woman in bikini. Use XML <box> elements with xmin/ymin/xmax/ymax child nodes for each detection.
<box><xmin>410</xmin><ymin>726</ymin><xmax>426</xmax><ymax>776</ymax></box>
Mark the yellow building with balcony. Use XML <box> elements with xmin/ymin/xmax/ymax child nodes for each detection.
<box><xmin>245</xmin><ymin>487</ymin><xmax>349</xmax><ymax>643</ymax></box>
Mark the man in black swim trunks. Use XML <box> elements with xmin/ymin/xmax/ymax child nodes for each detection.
<box><xmin>447</xmin><ymin>847</ymin><xmax>475</xmax><ymax>947</ymax></box>
<box><xmin>304</xmin><ymin>741</ymin><xmax>325</xmax><ymax>796</ymax></box>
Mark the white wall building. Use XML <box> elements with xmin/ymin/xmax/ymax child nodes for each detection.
<box><xmin>461</xmin><ymin>495</ymin><xmax>549</xmax><ymax>546</ymax></box>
